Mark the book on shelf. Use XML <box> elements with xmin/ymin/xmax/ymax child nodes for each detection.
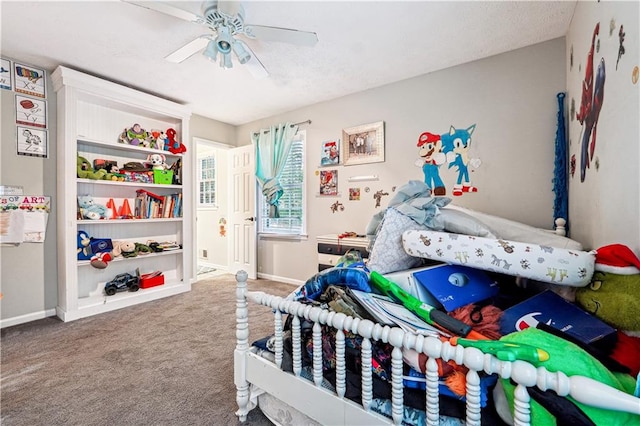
<box><xmin>134</xmin><ymin>190</ymin><xmax>182</xmax><ymax>219</ymax></box>
<box><xmin>349</xmin><ymin>289</ymin><xmax>447</xmax><ymax>337</ymax></box>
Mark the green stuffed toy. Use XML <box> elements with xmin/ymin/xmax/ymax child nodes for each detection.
<box><xmin>498</xmin><ymin>328</ymin><xmax>639</xmax><ymax>425</ymax></box>
<box><xmin>77</xmin><ymin>155</ymin><xmax>113</xmax><ymax>180</ymax></box>
<box><xmin>576</xmin><ymin>244</ymin><xmax>640</xmax><ymax>333</ymax></box>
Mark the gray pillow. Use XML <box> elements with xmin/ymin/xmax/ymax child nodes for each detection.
<box><xmin>367</xmin><ymin>208</ymin><xmax>427</xmax><ymax>274</ymax></box>
<box><xmin>437</xmin><ymin>208</ymin><xmax>497</xmax><ymax>238</ymax></box>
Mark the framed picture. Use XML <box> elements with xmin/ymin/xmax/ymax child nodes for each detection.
<box><xmin>1</xmin><ymin>58</ymin><xmax>12</xmax><ymax>90</ymax></box>
<box><xmin>319</xmin><ymin>169</ymin><xmax>338</xmax><ymax>195</ymax></box>
<box><xmin>16</xmin><ymin>95</ymin><xmax>47</xmax><ymax>128</ymax></box>
<box><xmin>341</xmin><ymin>121</ymin><xmax>385</xmax><ymax>165</ymax></box>
<box><xmin>13</xmin><ymin>62</ymin><xmax>46</xmax><ymax>98</ymax></box>
<box><xmin>320</xmin><ymin>140</ymin><xmax>340</xmax><ymax>166</ymax></box>
<box><xmin>17</xmin><ymin>126</ymin><xmax>48</xmax><ymax>158</ymax></box>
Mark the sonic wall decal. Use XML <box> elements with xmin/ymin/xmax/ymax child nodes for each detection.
<box><xmin>415</xmin><ymin>125</ymin><xmax>480</xmax><ymax>196</ymax></box>
<box><xmin>576</xmin><ymin>23</ymin><xmax>605</xmax><ymax>183</ymax></box>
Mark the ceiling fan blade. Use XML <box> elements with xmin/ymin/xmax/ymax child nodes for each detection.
<box><xmin>244</xmin><ymin>25</ymin><xmax>318</xmax><ymax>46</ymax></box>
<box><xmin>165</xmin><ymin>36</ymin><xmax>210</xmax><ymax>63</ymax></box>
<box><xmin>123</xmin><ymin>1</ymin><xmax>203</xmax><ymax>24</ymax></box>
<box><xmin>239</xmin><ymin>42</ymin><xmax>269</xmax><ymax>79</ymax></box>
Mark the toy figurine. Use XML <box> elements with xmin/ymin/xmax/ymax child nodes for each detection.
<box><xmin>166</xmin><ymin>128</ymin><xmax>186</xmax><ymax>154</ymax></box>
<box><xmin>126</xmin><ymin>123</ymin><xmax>149</xmax><ymax>146</ymax></box>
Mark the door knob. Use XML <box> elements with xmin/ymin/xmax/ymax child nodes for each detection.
<box><xmin>245</xmin><ymin>217</ymin><xmax>255</xmax><ymax>222</ymax></box>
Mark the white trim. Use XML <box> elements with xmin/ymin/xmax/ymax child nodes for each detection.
<box><xmin>256</xmin><ymin>272</ymin><xmax>302</xmax><ymax>287</ymax></box>
<box><xmin>594</xmin><ymin>264</ymin><xmax>640</xmax><ymax>275</ymax></box>
<box><xmin>1</xmin><ymin>308</ymin><xmax>56</xmax><ymax>329</ymax></box>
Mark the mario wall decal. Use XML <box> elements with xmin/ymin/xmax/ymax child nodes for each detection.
<box><xmin>415</xmin><ymin>124</ymin><xmax>480</xmax><ymax>196</ymax></box>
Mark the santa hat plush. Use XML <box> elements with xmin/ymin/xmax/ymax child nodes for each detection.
<box><xmin>594</xmin><ymin>244</ymin><xmax>640</xmax><ymax>275</ymax></box>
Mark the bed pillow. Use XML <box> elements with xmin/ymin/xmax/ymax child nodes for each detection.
<box><xmin>437</xmin><ymin>208</ymin><xmax>497</xmax><ymax>238</ymax></box>
<box><xmin>403</xmin><ymin>229</ymin><xmax>595</xmax><ymax>287</ymax></box>
<box><xmin>445</xmin><ymin>205</ymin><xmax>583</xmax><ymax>250</ymax></box>
<box><xmin>367</xmin><ymin>208</ymin><xmax>427</xmax><ymax>275</ymax></box>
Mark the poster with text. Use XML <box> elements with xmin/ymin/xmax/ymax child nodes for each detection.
<box><xmin>13</xmin><ymin>63</ymin><xmax>45</xmax><ymax>98</ymax></box>
<box><xmin>16</xmin><ymin>95</ymin><xmax>47</xmax><ymax>128</ymax></box>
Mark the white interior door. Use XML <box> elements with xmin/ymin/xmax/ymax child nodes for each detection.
<box><xmin>228</xmin><ymin>144</ymin><xmax>257</xmax><ymax>279</ymax></box>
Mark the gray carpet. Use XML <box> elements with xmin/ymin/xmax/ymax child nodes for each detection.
<box><xmin>1</xmin><ymin>274</ymin><xmax>295</xmax><ymax>426</ymax></box>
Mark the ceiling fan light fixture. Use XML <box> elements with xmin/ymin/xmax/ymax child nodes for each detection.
<box><xmin>215</xmin><ymin>26</ymin><xmax>233</xmax><ymax>55</ymax></box>
<box><xmin>221</xmin><ymin>52</ymin><xmax>233</xmax><ymax>69</ymax></box>
<box><xmin>232</xmin><ymin>40</ymin><xmax>251</xmax><ymax>64</ymax></box>
<box><xmin>203</xmin><ymin>39</ymin><xmax>218</xmax><ymax>62</ymax></box>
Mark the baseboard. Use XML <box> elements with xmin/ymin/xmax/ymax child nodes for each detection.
<box><xmin>256</xmin><ymin>272</ymin><xmax>302</xmax><ymax>287</ymax></box>
<box><xmin>1</xmin><ymin>308</ymin><xmax>57</xmax><ymax>329</ymax></box>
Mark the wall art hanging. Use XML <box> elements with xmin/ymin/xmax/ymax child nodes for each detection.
<box><xmin>341</xmin><ymin>121</ymin><xmax>384</xmax><ymax>165</ymax></box>
<box><xmin>0</xmin><ymin>58</ymin><xmax>12</xmax><ymax>90</ymax></box>
<box><xmin>13</xmin><ymin>63</ymin><xmax>45</xmax><ymax>98</ymax></box>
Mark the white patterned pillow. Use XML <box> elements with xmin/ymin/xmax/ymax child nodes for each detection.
<box><xmin>367</xmin><ymin>208</ymin><xmax>427</xmax><ymax>274</ymax></box>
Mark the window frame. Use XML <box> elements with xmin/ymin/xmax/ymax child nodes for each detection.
<box><xmin>257</xmin><ymin>130</ymin><xmax>307</xmax><ymax>238</ymax></box>
<box><xmin>197</xmin><ymin>153</ymin><xmax>217</xmax><ymax>210</ymax></box>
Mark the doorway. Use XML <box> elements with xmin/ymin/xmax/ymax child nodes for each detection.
<box><xmin>194</xmin><ymin>137</ymin><xmax>231</xmax><ymax>279</ymax></box>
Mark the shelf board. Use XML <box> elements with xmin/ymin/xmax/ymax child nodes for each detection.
<box><xmin>78</xmin><ymin>249</ymin><xmax>183</xmax><ymax>267</ymax></box>
<box><xmin>77</xmin><ymin>178</ymin><xmax>182</xmax><ymax>190</ymax></box>
<box><xmin>77</xmin><ymin>136</ymin><xmax>183</xmax><ymax>158</ymax></box>
<box><xmin>77</xmin><ymin>217</ymin><xmax>182</xmax><ymax>225</ymax></box>
<box><xmin>58</xmin><ymin>280</ymin><xmax>191</xmax><ymax>321</ymax></box>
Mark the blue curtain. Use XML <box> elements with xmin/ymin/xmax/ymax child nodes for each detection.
<box><xmin>552</xmin><ymin>92</ymin><xmax>569</xmax><ymax>231</ymax></box>
<box><xmin>253</xmin><ymin>122</ymin><xmax>299</xmax><ymax>218</ymax></box>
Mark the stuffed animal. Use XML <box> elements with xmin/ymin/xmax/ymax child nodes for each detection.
<box><xmin>77</xmin><ymin>195</ymin><xmax>112</xmax><ymax>220</ymax></box>
<box><xmin>497</xmin><ymin>328</ymin><xmax>639</xmax><ymax>426</ymax></box>
<box><xmin>125</xmin><ymin>123</ymin><xmax>148</xmax><ymax>146</ymax></box>
<box><xmin>146</xmin><ymin>153</ymin><xmax>168</xmax><ymax>171</ymax></box>
<box><xmin>77</xmin><ymin>155</ymin><xmax>113</xmax><ymax>180</ymax></box>
<box><xmin>77</xmin><ymin>231</ymin><xmax>92</xmax><ymax>260</ymax></box>
<box><xmin>111</xmin><ymin>240</ymin><xmax>136</xmax><ymax>258</ymax></box>
<box><xmin>576</xmin><ymin>244</ymin><xmax>640</xmax><ymax>334</ymax></box>
<box><xmin>166</xmin><ymin>128</ymin><xmax>186</xmax><ymax>154</ymax></box>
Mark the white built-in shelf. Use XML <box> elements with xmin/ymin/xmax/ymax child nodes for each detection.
<box><xmin>77</xmin><ymin>178</ymin><xmax>182</xmax><ymax>190</ymax></box>
<box><xmin>77</xmin><ymin>218</ymin><xmax>182</xmax><ymax>225</ymax></box>
<box><xmin>53</xmin><ymin>65</ymin><xmax>193</xmax><ymax>322</ymax></box>
<box><xmin>77</xmin><ymin>249</ymin><xmax>183</xmax><ymax>267</ymax></box>
<box><xmin>77</xmin><ymin>137</ymin><xmax>183</xmax><ymax>158</ymax></box>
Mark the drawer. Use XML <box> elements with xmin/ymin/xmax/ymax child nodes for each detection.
<box><xmin>317</xmin><ymin>243</ymin><xmax>369</xmax><ymax>258</ymax></box>
<box><xmin>318</xmin><ymin>253</ymin><xmax>342</xmax><ymax>267</ymax></box>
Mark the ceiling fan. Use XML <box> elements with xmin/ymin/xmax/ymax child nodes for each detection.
<box><xmin>125</xmin><ymin>0</ymin><xmax>318</xmax><ymax>78</ymax></box>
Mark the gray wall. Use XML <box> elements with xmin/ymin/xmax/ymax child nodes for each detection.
<box><xmin>1</xmin><ymin>65</ymin><xmax>58</xmax><ymax>323</ymax></box>
<box><xmin>237</xmin><ymin>38</ymin><xmax>567</xmax><ymax>283</ymax></box>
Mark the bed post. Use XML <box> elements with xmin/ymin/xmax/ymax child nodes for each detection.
<box><xmin>234</xmin><ymin>270</ymin><xmax>250</xmax><ymax>422</ymax></box>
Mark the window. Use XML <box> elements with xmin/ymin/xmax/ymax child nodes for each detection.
<box><xmin>258</xmin><ymin>130</ymin><xmax>306</xmax><ymax>236</ymax></box>
<box><xmin>198</xmin><ymin>155</ymin><xmax>216</xmax><ymax>207</ymax></box>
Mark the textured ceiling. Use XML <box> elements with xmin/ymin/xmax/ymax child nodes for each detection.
<box><xmin>1</xmin><ymin>1</ymin><xmax>576</xmax><ymax>125</ymax></box>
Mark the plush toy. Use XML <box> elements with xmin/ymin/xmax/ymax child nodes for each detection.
<box><xmin>166</xmin><ymin>128</ymin><xmax>186</xmax><ymax>154</ymax></box>
<box><xmin>111</xmin><ymin>240</ymin><xmax>136</xmax><ymax>258</ymax></box>
<box><xmin>497</xmin><ymin>328</ymin><xmax>639</xmax><ymax>426</ymax></box>
<box><xmin>576</xmin><ymin>244</ymin><xmax>640</xmax><ymax>334</ymax></box>
<box><xmin>77</xmin><ymin>231</ymin><xmax>92</xmax><ymax>260</ymax></box>
<box><xmin>126</xmin><ymin>123</ymin><xmax>148</xmax><ymax>146</ymax></box>
<box><xmin>77</xmin><ymin>195</ymin><xmax>112</xmax><ymax>220</ymax></box>
<box><xmin>149</xmin><ymin>129</ymin><xmax>166</xmax><ymax>150</ymax></box>
<box><xmin>77</xmin><ymin>155</ymin><xmax>112</xmax><ymax>180</ymax></box>
<box><xmin>90</xmin><ymin>252</ymin><xmax>112</xmax><ymax>269</ymax></box>
<box><xmin>146</xmin><ymin>153</ymin><xmax>168</xmax><ymax>171</ymax></box>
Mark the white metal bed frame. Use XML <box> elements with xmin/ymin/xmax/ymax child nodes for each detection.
<box><xmin>234</xmin><ymin>270</ymin><xmax>640</xmax><ymax>425</ymax></box>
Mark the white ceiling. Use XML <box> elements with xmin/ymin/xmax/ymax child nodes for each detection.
<box><xmin>1</xmin><ymin>1</ymin><xmax>576</xmax><ymax>126</ymax></box>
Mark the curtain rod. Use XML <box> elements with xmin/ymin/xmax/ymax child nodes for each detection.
<box><xmin>253</xmin><ymin>119</ymin><xmax>311</xmax><ymax>136</ymax></box>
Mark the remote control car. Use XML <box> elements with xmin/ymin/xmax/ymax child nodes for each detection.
<box><xmin>104</xmin><ymin>269</ymin><xmax>140</xmax><ymax>296</ymax></box>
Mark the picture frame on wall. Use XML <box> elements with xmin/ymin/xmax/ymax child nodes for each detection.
<box><xmin>1</xmin><ymin>58</ymin><xmax>12</xmax><ymax>90</ymax></box>
<box><xmin>13</xmin><ymin>62</ymin><xmax>46</xmax><ymax>98</ymax></box>
<box><xmin>17</xmin><ymin>126</ymin><xmax>48</xmax><ymax>158</ymax></box>
<box><xmin>16</xmin><ymin>95</ymin><xmax>47</xmax><ymax>128</ymax></box>
<box><xmin>341</xmin><ymin>121</ymin><xmax>385</xmax><ymax>166</ymax></box>
<box><xmin>319</xmin><ymin>169</ymin><xmax>338</xmax><ymax>195</ymax></box>
<box><xmin>320</xmin><ymin>140</ymin><xmax>340</xmax><ymax>166</ymax></box>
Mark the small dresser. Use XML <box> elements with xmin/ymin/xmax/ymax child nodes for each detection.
<box><xmin>316</xmin><ymin>234</ymin><xmax>369</xmax><ymax>271</ymax></box>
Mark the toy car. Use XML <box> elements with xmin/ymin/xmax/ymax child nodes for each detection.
<box><xmin>104</xmin><ymin>269</ymin><xmax>140</xmax><ymax>296</ymax></box>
